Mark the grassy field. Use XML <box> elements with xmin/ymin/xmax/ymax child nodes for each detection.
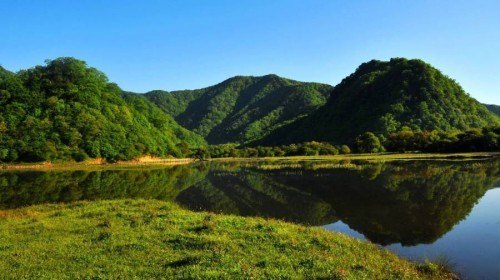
<box><xmin>0</xmin><ymin>199</ymin><xmax>454</xmax><ymax>279</ymax></box>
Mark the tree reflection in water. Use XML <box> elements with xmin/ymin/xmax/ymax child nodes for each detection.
<box><xmin>0</xmin><ymin>159</ymin><xmax>498</xmax><ymax>246</ymax></box>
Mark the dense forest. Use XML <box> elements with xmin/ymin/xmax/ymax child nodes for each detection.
<box><xmin>258</xmin><ymin>58</ymin><xmax>499</xmax><ymax>145</ymax></box>
<box><xmin>0</xmin><ymin>58</ymin><xmax>205</xmax><ymax>162</ymax></box>
<box><xmin>143</xmin><ymin>75</ymin><xmax>332</xmax><ymax>144</ymax></box>
<box><xmin>0</xmin><ymin>57</ymin><xmax>498</xmax><ymax>163</ymax></box>
<box><xmin>194</xmin><ymin>124</ymin><xmax>500</xmax><ymax>159</ymax></box>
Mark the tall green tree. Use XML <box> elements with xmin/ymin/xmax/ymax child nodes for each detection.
<box><xmin>356</xmin><ymin>132</ymin><xmax>384</xmax><ymax>153</ymax></box>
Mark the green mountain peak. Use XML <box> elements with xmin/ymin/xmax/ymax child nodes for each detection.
<box><xmin>146</xmin><ymin>74</ymin><xmax>333</xmax><ymax>144</ymax></box>
<box><xmin>257</xmin><ymin>58</ymin><xmax>499</xmax><ymax>145</ymax></box>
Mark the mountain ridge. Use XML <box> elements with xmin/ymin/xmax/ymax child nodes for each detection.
<box><xmin>1</xmin><ymin>57</ymin><xmax>498</xmax><ymax>162</ymax></box>
<box><xmin>255</xmin><ymin>58</ymin><xmax>499</xmax><ymax>145</ymax></box>
<box><xmin>484</xmin><ymin>104</ymin><xmax>500</xmax><ymax>116</ymax></box>
<box><xmin>144</xmin><ymin>74</ymin><xmax>333</xmax><ymax>144</ymax></box>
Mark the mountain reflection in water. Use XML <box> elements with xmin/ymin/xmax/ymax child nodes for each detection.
<box><xmin>0</xmin><ymin>159</ymin><xmax>498</xmax><ymax>247</ymax></box>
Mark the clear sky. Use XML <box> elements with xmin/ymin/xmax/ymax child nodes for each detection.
<box><xmin>1</xmin><ymin>0</ymin><xmax>499</xmax><ymax>104</ymax></box>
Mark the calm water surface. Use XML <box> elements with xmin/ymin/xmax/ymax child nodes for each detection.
<box><xmin>0</xmin><ymin>159</ymin><xmax>498</xmax><ymax>279</ymax></box>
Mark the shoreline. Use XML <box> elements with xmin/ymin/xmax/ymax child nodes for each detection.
<box><xmin>209</xmin><ymin>151</ymin><xmax>500</xmax><ymax>162</ymax></box>
<box><xmin>1</xmin><ymin>152</ymin><xmax>499</xmax><ymax>171</ymax></box>
<box><xmin>0</xmin><ymin>157</ymin><xmax>197</xmax><ymax>171</ymax></box>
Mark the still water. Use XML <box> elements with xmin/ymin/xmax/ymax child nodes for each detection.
<box><xmin>0</xmin><ymin>159</ymin><xmax>498</xmax><ymax>279</ymax></box>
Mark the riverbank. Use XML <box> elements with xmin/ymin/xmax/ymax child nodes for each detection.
<box><xmin>0</xmin><ymin>199</ymin><xmax>454</xmax><ymax>279</ymax></box>
<box><xmin>0</xmin><ymin>157</ymin><xmax>196</xmax><ymax>171</ymax></box>
<box><xmin>210</xmin><ymin>151</ymin><xmax>500</xmax><ymax>162</ymax></box>
<box><xmin>1</xmin><ymin>152</ymin><xmax>498</xmax><ymax>171</ymax></box>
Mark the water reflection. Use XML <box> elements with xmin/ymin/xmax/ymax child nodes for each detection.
<box><xmin>0</xmin><ymin>165</ymin><xmax>208</xmax><ymax>208</ymax></box>
<box><xmin>0</xmin><ymin>159</ymin><xmax>498</xmax><ymax>247</ymax></box>
<box><xmin>182</xmin><ymin>160</ymin><xmax>499</xmax><ymax>246</ymax></box>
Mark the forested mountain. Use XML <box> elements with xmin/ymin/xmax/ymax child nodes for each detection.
<box><xmin>484</xmin><ymin>104</ymin><xmax>500</xmax><ymax>116</ymax></box>
<box><xmin>144</xmin><ymin>75</ymin><xmax>332</xmax><ymax>144</ymax></box>
<box><xmin>257</xmin><ymin>58</ymin><xmax>499</xmax><ymax>145</ymax></box>
<box><xmin>0</xmin><ymin>58</ymin><xmax>205</xmax><ymax>162</ymax></box>
<box><xmin>1</xmin><ymin>57</ymin><xmax>497</xmax><ymax>163</ymax></box>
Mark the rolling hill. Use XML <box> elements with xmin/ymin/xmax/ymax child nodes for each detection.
<box><xmin>257</xmin><ymin>58</ymin><xmax>499</xmax><ymax>145</ymax></box>
<box><xmin>144</xmin><ymin>75</ymin><xmax>332</xmax><ymax>144</ymax></box>
<box><xmin>0</xmin><ymin>58</ymin><xmax>205</xmax><ymax>162</ymax></box>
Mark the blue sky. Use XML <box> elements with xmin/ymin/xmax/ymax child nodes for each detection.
<box><xmin>1</xmin><ymin>0</ymin><xmax>499</xmax><ymax>104</ymax></box>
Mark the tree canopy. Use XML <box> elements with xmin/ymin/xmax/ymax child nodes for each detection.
<box><xmin>0</xmin><ymin>58</ymin><xmax>205</xmax><ymax>162</ymax></box>
<box><xmin>258</xmin><ymin>58</ymin><xmax>499</xmax><ymax>145</ymax></box>
<box><xmin>0</xmin><ymin>57</ymin><xmax>498</xmax><ymax>163</ymax></box>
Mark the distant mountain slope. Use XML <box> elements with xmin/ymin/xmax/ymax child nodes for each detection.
<box><xmin>258</xmin><ymin>58</ymin><xmax>499</xmax><ymax>145</ymax></box>
<box><xmin>484</xmin><ymin>104</ymin><xmax>500</xmax><ymax>116</ymax></box>
<box><xmin>0</xmin><ymin>58</ymin><xmax>205</xmax><ymax>162</ymax></box>
<box><xmin>121</xmin><ymin>93</ymin><xmax>207</xmax><ymax>147</ymax></box>
<box><xmin>145</xmin><ymin>75</ymin><xmax>332</xmax><ymax>144</ymax></box>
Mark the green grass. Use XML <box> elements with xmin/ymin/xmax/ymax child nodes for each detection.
<box><xmin>0</xmin><ymin>199</ymin><xmax>454</xmax><ymax>279</ymax></box>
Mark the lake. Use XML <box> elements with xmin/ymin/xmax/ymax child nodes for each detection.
<box><xmin>0</xmin><ymin>158</ymin><xmax>498</xmax><ymax>279</ymax></box>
